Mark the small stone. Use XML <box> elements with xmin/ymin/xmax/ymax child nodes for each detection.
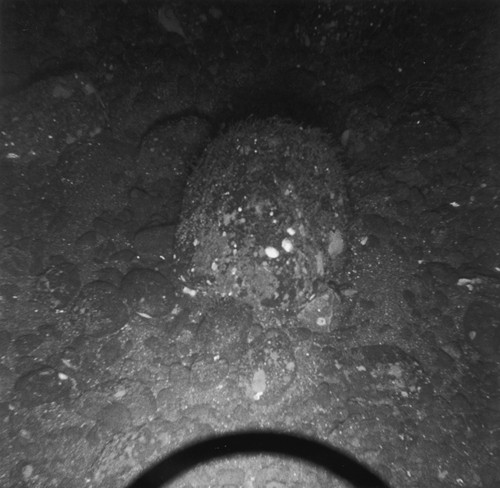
<box><xmin>14</xmin><ymin>366</ymin><xmax>71</xmax><ymax>407</ymax></box>
<box><xmin>264</xmin><ymin>246</ymin><xmax>280</xmax><ymax>258</ymax></box>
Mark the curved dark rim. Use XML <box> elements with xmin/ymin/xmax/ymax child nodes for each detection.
<box><xmin>126</xmin><ymin>430</ymin><xmax>392</xmax><ymax>488</ymax></box>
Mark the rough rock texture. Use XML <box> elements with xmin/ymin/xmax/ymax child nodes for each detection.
<box><xmin>176</xmin><ymin>118</ymin><xmax>347</xmax><ymax>323</ymax></box>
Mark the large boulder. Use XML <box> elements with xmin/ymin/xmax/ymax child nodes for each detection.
<box><xmin>175</xmin><ymin>118</ymin><xmax>347</xmax><ymax>325</ymax></box>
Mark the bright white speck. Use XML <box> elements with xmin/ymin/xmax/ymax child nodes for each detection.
<box><xmin>182</xmin><ymin>287</ymin><xmax>197</xmax><ymax>297</ymax></box>
<box><xmin>286</xmin><ymin>227</ymin><xmax>296</xmax><ymax>236</ymax></box>
<box><xmin>265</xmin><ymin>246</ymin><xmax>280</xmax><ymax>259</ymax></box>
<box><xmin>281</xmin><ymin>238</ymin><xmax>293</xmax><ymax>252</ymax></box>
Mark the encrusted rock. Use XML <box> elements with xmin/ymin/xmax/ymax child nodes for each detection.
<box><xmin>176</xmin><ymin>118</ymin><xmax>347</xmax><ymax>323</ymax></box>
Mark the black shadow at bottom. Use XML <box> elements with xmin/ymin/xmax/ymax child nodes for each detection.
<box><xmin>126</xmin><ymin>430</ymin><xmax>392</xmax><ymax>488</ymax></box>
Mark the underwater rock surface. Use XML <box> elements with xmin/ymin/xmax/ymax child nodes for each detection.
<box><xmin>176</xmin><ymin>118</ymin><xmax>347</xmax><ymax>325</ymax></box>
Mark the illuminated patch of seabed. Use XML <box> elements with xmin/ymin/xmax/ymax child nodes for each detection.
<box><xmin>168</xmin><ymin>454</ymin><xmax>349</xmax><ymax>488</ymax></box>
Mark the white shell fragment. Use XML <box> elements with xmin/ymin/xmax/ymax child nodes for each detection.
<box><xmin>328</xmin><ymin>229</ymin><xmax>344</xmax><ymax>258</ymax></box>
<box><xmin>182</xmin><ymin>287</ymin><xmax>197</xmax><ymax>297</ymax></box>
<box><xmin>281</xmin><ymin>238</ymin><xmax>293</xmax><ymax>253</ymax></box>
<box><xmin>264</xmin><ymin>246</ymin><xmax>280</xmax><ymax>259</ymax></box>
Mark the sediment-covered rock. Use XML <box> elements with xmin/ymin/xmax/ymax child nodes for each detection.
<box><xmin>176</xmin><ymin>118</ymin><xmax>347</xmax><ymax>324</ymax></box>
